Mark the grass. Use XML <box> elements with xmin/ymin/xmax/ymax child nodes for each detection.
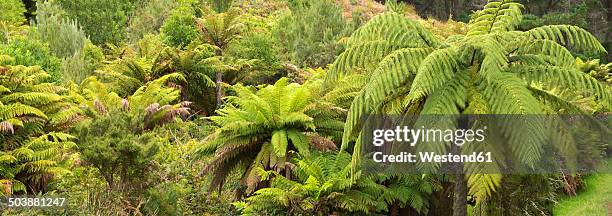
<box><xmin>553</xmin><ymin>158</ymin><xmax>612</xmax><ymax>216</ymax></box>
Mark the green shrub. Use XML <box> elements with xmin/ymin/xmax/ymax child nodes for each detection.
<box><xmin>518</xmin><ymin>3</ymin><xmax>589</xmax><ymax>31</ymax></box>
<box><xmin>127</xmin><ymin>0</ymin><xmax>179</xmax><ymax>42</ymax></box>
<box><xmin>0</xmin><ymin>36</ymin><xmax>61</xmax><ymax>82</ymax></box>
<box><xmin>208</xmin><ymin>0</ymin><xmax>234</xmax><ymax>13</ymax></box>
<box><xmin>160</xmin><ymin>6</ymin><xmax>199</xmax><ymax>48</ymax></box>
<box><xmin>143</xmin><ymin>181</ymin><xmax>193</xmax><ymax>216</ymax></box>
<box><xmin>60</xmin><ymin>42</ymin><xmax>104</xmax><ymax>83</ymax></box>
<box><xmin>34</xmin><ymin>0</ymin><xmax>88</xmax><ymax>59</ymax></box>
<box><xmin>227</xmin><ymin>22</ymin><xmax>282</xmax><ymax>84</ymax></box>
<box><xmin>0</xmin><ymin>0</ymin><xmax>26</xmax><ymax>24</ymax></box>
<box><xmin>57</xmin><ymin>0</ymin><xmax>136</xmax><ymax>46</ymax></box>
<box><xmin>76</xmin><ymin>112</ymin><xmax>161</xmax><ymax>191</ymax></box>
<box><xmin>46</xmin><ymin>166</ymin><xmax>127</xmax><ymax>215</ymax></box>
<box><xmin>83</xmin><ymin>42</ymin><xmax>104</xmax><ymax>72</ymax></box>
<box><xmin>274</xmin><ymin>0</ymin><xmax>353</xmax><ymax>68</ymax></box>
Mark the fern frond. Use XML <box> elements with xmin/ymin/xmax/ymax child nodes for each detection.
<box><xmin>326</xmin><ymin>41</ymin><xmax>406</xmax><ymax>82</ymax></box>
<box><xmin>0</xmin><ymin>103</ymin><xmax>47</xmax><ymax>121</ymax></box>
<box><xmin>467</xmin><ymin>174</ymin><xmax>502</xmax><ymax>203</ymax></box>
<box><xmin>408</xmin><ymin>48</ymin><xmax>460</xmax><ymax>101</ymax></box>
<box><xmin>0</xmin><ymin>85</ymin><xmax>11</xmax><ymax>94</ymax></box>
<box><xmin>527</xmin><ymin>25</ymin><xmax>606</xmax><ymax>54</ymax></box>
<box><xmin>347</xmin><ymin>12</ymin><xmax>440</xmax><ymax>48</ymax></box>
<box><xmin>509</xmin><ymin>65</ymin><xmax>611</xmax><ymax>108</ymax></box>
<box><xmin>479</xmin><ymin>73</ymin><xmax>547</xmax><ymax>166</ymax></box>
<box><xmin>467</xmin><ymin>0</ymin><xmax>523</xmax><ymax>36</ymax></box>
<box><xmin>341</xmin><ymin>48</ymin><xmax>432</xmax><ymax>149</ymax></box>
<box><xmin>514</xmin><ymin>39</ymin><xmax>575</xmax><ymax>67</ymax></box>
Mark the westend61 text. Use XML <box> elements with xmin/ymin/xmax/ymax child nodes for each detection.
<box><xmin>373</xmin><ymin>152</ymin><xmax>493</xmax><ymax>163</ymax></box>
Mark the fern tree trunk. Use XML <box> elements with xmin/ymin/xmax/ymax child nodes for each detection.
<box><xmin>452</xmin><ymin>116</ymin><xmax>468</xmax><ymax>216</ymax></box>
<box><xmin>215</xmin><ymin>71</ymin><xmax>223</xmax><ymax>108</ymax></box>
<box><xmin>215</xmin><ymin>49</ymin><xmax>223</xmax><ymax>109</ymax></box>
<box><xmin>452</xmin><ymin>163</ymin><xmax>467</xmax><ymax>216</ymax></box>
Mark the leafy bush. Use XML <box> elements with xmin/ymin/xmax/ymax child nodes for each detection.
<box><xmin>0</xmin><ymin>36</ymin><xmax>61</xmax><ymax>82</ymax></box>
<box><xmin>127</xmin><ymin>0</ymin><xmax>179</xmax><ymax>42</ymax></box>
<box><xmin>142</xmin><ymin>181</ymin><xmax>193</xmax><ymax>215</ymax></box>
<box><xmin>46</xmin><ymin>166</ymin><xmax>128</xmax><ymax>215</ymax></box>
<box><xmin>34</xmin><ymin>0</ymin><xmax>88</xmax><ymax>59</ymax></box>
<box><xmin>76</xmin><ymin>112</ymin><xmax>161</xmax><ymax>191</ymax></box>
<box><xmin>57</xmin><ymin>0</ymin><xmax>136</xmax><ymax>46</ymax></box>
<box><xmin>60</xmin><ymin>42</ymin><xmax>104</xmax><ymax>83</ymax></box>
<box><xmin>160</xmin><ymin>5</ymin><xmax>199</xmax><ymax>48</ymax></box>
<box><xmin>208</xmin><ymin>0</ymin><xmax>234</xmax><ymax>13</ymax></box>
<box><xmin>226</xmin><ymin>17</ymin><xmax>283</xmax><ymax>85</ymax></box>
<box><xmin>75</xmin><ymin>72</ymin><xmax>191</xmax><ymax>190</ymax></box>
<box><xmin>34</xmin><ymin>0</ymin><xmax>101</xmax><ymax>83</ymax></box>
<box><xmin>274</xmin><ymin>0</ymin><xmax>354</xmax><ymax>68</ymax></box>
<box><xmin>0</xmin><ymin>0</ymin><xmax>26</xmax><ymax>25</ymax></box>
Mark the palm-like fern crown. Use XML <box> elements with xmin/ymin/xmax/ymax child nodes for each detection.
<box><xmin>0</xmin><ymin>57</ymin><xmax>80</xmax><ymax>194</ymax></box>
<box><xmin>240</xmin><ymin>152</ymin><xmax>438</xmax><ymax>214</ymax></box>
<box><xmin>197</xmin><ymin>78</ymin><xmax>336</xmax><ymax>193</ymax></box>
<box><xmin>196</xmin><ymin>8</ymin><xmax>243</xmax><ymax>51</ymax></box>
<box><xmin>240</xmin><ymin>152</ymin><xmax>379</xmax><ymax>214</ymax></box>
<box><xmin>326</xmin><ymin>0</ymin><xmax>611</xmax><ymax>202</ymax></box>
<box><xmin>78</xmin><ymin>72</ymin><xmax>189</xmax><ymax>130</ymax></box>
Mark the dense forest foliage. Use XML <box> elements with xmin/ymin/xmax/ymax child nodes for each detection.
<box><xmin>0</xmin><ymin>0</ymin><xmax>610</xmax><ymax>215</ymax></box>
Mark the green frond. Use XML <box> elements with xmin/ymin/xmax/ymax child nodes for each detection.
<box><xmin>48</xmin><ymin>106</ymin><xmax>84</xmax><ymax>126</ymax></box>
<box><xmin>527</xmin><ymin>25</ymin><xmax>606</xmax><ymax>54</ymax></box>
<box><xmin>28</xmin><ymin>83</ymin><xmax>66</xmax><ymax>94</ymax></box>
<box><xmin>0</xmin><ymin>103</ymin><xmax>47</xmax><ymax>121</ymax></box>
<box><xmin>462</xmin><ymin>35</ymin><xmax>509</xmax><ymax>79</ymax></box>
<box><xmin>287</xmin><ymin>130</ymin><xmax>310</xmax><ymax>157</ymax></box>
<box><xmin>409</xmin><ymin>48</ymin><xmax>460</xmax><ymax>101</ymax></box>
<box><xmin>514</xmin><ymin>39</ymin><xmax>575</xmax><ymax>67</ymax></box>
<box><xmin>12</xmin><ymin>181</ymin><xmax>26</xmax><ymax>194</ymax></box>
<box><xmin>510</xmin><ymin>65</ymin><xmax>611</xmax><ymax>108</ymax></box>
<box><xmin>467</xmin><ymin>0</ymin><xmax>523</xmax><ymax>36</ymax></box>
<box><xmin>411</xmin><ymin>74</ymin><xmax>469</xmax><ymax>171</ymax></box>
<box><xmin>0</xmin><ymin>153</ymin><xmax>17</xmax><ymax>163</ymax></box>
<box><xmin>149</xmin><ymin>72</ymin><xmax>187</xmax><ymax>86</ymax></box>
<box><xmin>528</xmin><ymin>87</ymin><xmax>610</xmax><ymax>142</ymax></box>
<box><xmin>348</xmin><ymin>12</ymin><xmax>440</xmax><ymax>48</ymax></box>
<box><xmin>479</xmin><ymin>74</ymin><xmax>547</xmax><ymax>166</ymax></box>
<box><xmin>341</xmin><ymin>48</ymin><xmax>432</xmax><ymax>149</ymax></box>
<box><xmin>326</xmin><ymin>12</ymin><xmax>441</xmax><ymax>83</ymax></box>
<box><xmin>271</xmin><ymin>130</ymin><xmax>288</xmax><ymax>158</ymax></box>
<box><xmin>2</xmin><ymin>92</ymin><xmax>62</xmax><ymax>106</ymax></box>
<box><xmin>479</xmin><ymin>73</ymin><xmax>543</xmax><ymax>114</ymax></box>
<box><xmin>0</xmin><ymin>85</ymin><xmax>11</xmax><ymax>94</ymax></box>
<box><xmin>467</xmin><ymin>174</ymin><xmax>502</xmax><ymax>203</ymax></box>
<box><xmin>331</xmin><ymin>43</ymin><xmax>385</xmax><ymax>78</ymax></box>
<box><xmin>321</xmin><ymin>74</ymin><xmax>367</xmax><ymax>107</ymax></box>
<box><xmin>421</xmin><ymin>72</ymin><xmax>469</xmax><ymax>114</ymax></box>
<box><xmin>527</xmin><ymin>87</ymin><xmax>590</xmax><ymax>114</ymax></box>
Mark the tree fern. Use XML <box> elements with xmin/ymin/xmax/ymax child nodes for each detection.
<box><xmin>78</xmin><ymin>73</ymin><xmax>189</xmax><ymax>130</ymax></box>
<box><xmin>0</xmin><ymin>61</ymin><xmax>82</xmax><ymax>194</ymax></box>
<box><xmin>237</xmin><ymin>152</ymin><xmax>439</xmax><ymax>215</ymax></box>
<box><xmin>195</xmin><ymin>78</ymin><xmax>343</xmax><ymax>195</ymax></box>
<box><xmin>328</xmin><ymin>0</ymin><xmax>611</xmax><ymax>211</ymax></box>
